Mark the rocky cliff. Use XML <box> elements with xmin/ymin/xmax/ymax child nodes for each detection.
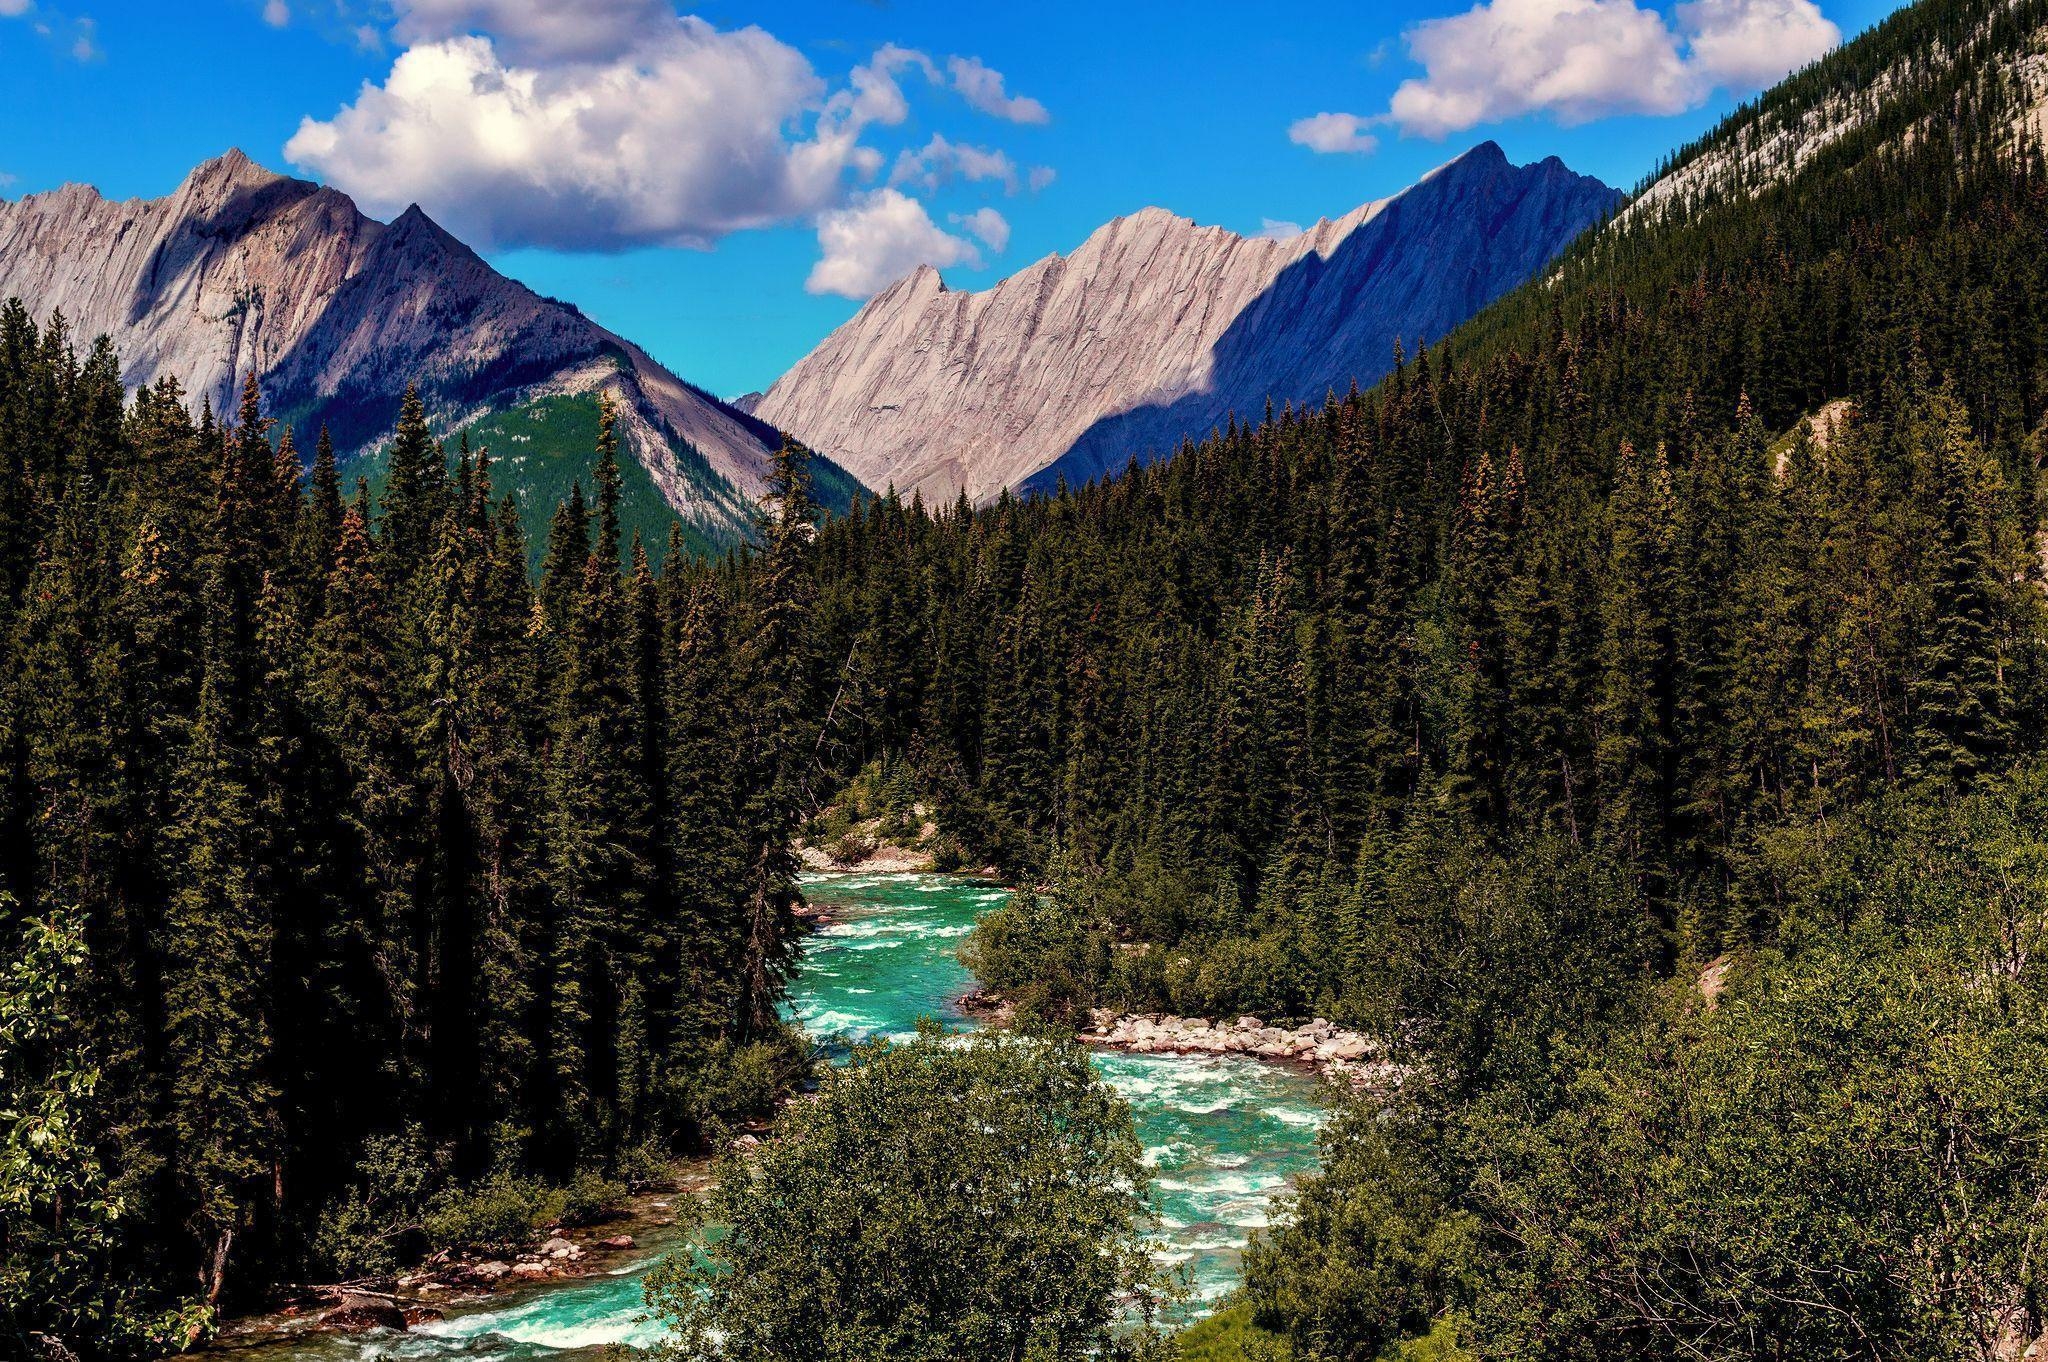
<box><xmin>755</xmin><ymin>142</ymin><xmax>1619</xmax><ymax>504</ymax></box>
<box><xmin>0</xmin><ymin>150</ymin><xmax>834</xmax><ymax>545</ymax></box>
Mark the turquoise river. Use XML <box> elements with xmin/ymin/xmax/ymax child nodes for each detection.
<box><xmin>237</xmin><ymin>872</ymin><xmax>1330</xmax><ymax>1361</ymax></box>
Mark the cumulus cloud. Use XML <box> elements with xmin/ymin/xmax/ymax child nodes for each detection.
<box><xmin>1294</xmin><ymin>0</ymin><xmax>1838</xmax><ymax>150</ymax></box>
<box><xmin>892</xmin><ymin>133</ymin><xmax>1019</xmax><ymax>194</ymax></box>
<box><xmin>0</xmin><ymin>0</ymin><xmax>31</xmax><ymax>15</ymax></box>
<box><xmin>263</xmin><ymin>0</ymin><xmax>288</xmax><ymax>26</ymax></box>
<box><xmin>1254</xmin><ymin>218</ymin><xmax>1306</xmax><ymax>241</ymax></box>
<box><xmin>289</xmin><ymin>6</ymin><xmax>1050</xmax><ymax>296</ymax></box>
<box><xmin>807</xmin><ymin>189</ymin><xmax>984</xmax><ymax>298</ymax></box>
<box><xmin>1289</xmin><ymin>112</ymin><xmax>1380</xmax><ymax>155</ymax></box>
<box><xmin>952</xmin><ymin>206</ymin><xmax>1010</xmax><ymax>252</ymax></box>
<box><xmin>289</xmin><ymin>11</ymin><xmax>1051</xmax><ymax>270</ymax></box>
<box><xmin>947</xmin><ymin>54</ymin><xmax>1049</xmax><ymax>124</ymax></box>
<box><xmin>389</xmin><ymin>0</ymin><xmax>672</xmax><ymax>65</ymax></box>
<box><xmin>1028</xmin><ymin>165</ymin><xmax>1058</xmax><ymax>192</ymax></box>
<box><xmin>1681</xmin><ymin>0</ymin><xmax>1840</xmax><ymax>88</ymax></box>
<box><xmin>287</xmin><ymin>19</ymin><xmax>904</xmax><ymax>251</ymax></box>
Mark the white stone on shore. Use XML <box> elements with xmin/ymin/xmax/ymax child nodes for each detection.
<box><xmin>1077</xmin><ymin>1008</ymin><xmax>1395</xmax><ymax>1088</ymax></box>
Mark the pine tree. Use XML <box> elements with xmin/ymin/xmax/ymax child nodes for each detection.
<box><xmin>162</xmin><ymin>563</ymin><xmax>280</xmax><ymax>1309</ymax></box>
<box><xmin>1594</xmin><ymin>442</ymin><xmax>1682</xmax><ymax>952</ymax></box>
<box><xmin>733</xmin><ymin>440</ymin><xmax>816</xmax><ymax>1037</ymax></box>
<box><xmin>1908</xmin><ymin>391</ymin><xmax>2016</xmax><ymax>786</ymax></box>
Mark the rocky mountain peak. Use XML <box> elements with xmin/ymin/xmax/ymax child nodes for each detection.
<box><xmin>0</xmin><ymin>151</ymin><xmax>832</xmax><ymax>550</ymax></box>
<box><xmin>756</xmin><ymin>145</ymin><xmax>1620</xmax><ymax>505</ymax></box>
<box><xmin>174</xmin><ymin>147</ymin><xmax>293</xmax><ymax>206</ymax></box>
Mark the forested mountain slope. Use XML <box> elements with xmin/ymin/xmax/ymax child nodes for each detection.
<box><xmin>0</xmin><ymin>151</ymin><xmax>857</xmax><ymax>555</ymax></box>
<box><xmin>771</xmin><ymin>0</ymin><xmax>2048</xmax><ymax>1353</ymax></box>
<box><xmin>756</xmin><ymin>144</ymin><xmax>1618</xmax><ymax>504</ymax></box>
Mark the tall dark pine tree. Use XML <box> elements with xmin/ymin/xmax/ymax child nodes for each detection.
<box><xmin>1594</xmin><ymin>441</ymin><xmax>1681</xmax><ymax>953</ymax></box>
<box><xmin>735</xmin><ymin>440</ymin><xmax>817</xmax><ymax>1037</ymax></box>
<box><xmin>163</xmin><ymin>563</ymin><xmax>280</xmax><ymax>1310</ymax></box>
<box><xmin>1909</xmin><ymin>392</ymin><xmax>2015</xmax><ymax>786</ymax></box>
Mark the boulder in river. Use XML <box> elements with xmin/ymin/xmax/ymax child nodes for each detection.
<box><xmin>322</xmin><ymin>1294</ymin><xmax>407</xmax><ymax>1332</ymax></box>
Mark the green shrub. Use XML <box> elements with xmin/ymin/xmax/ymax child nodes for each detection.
<box><xmin>826</xmin><ymin>830</ymin><xmax>878</xmax><ymax>865</ymax></box>
<box><xmin>660</xmin><ymin>1032</ymin><xmax>804</xmax><ymax>1144</ymax></box>
<box><xmin>646</xmin><ymin>1027</ymin><xmax>1172</xmax><ymax>1361</ymax></box>
<box><xmin>960</xmin><ymin>887</ymin><xmax>1112</xmax><ymax>1024</ymax></box>
<box><xmin>1174</xmin><ymin>1303</ymin><xmax>1292</xmax><ymax>1361</ymax></box>
<box><xmin>309</xmin><ymin>1125</ymin><xmax>442</xmax><ymax>1279</ymax></box>
<box><xmin>928</xmin><ymin>833</ymin><xmax>969</xmax><ymax>872</ymax></box>
<box><xmin>559</xmin><ymin>1169</ymin><xmax>629</xmax><ymax>1227</ymax></box>
<box><xmin>617</xmin><ymin>1139</ymin><xmax>675</xmax><ymax>1191</ymax></box>
<box><xmin>423</xmin><ymin>1171</ymin><xmax>558</xmax><ymax>1257</ymax></box>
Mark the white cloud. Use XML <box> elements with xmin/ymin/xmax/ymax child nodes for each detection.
<box><xmin>1295</xmin><ymin>0</ymin><xmax>1838</xmax><ymax>150</ymax></box>
<box><xmin>952</xmin><ymin>206</ymin><xmax>1010</xmax><ymax>252</ymax></box>
<box><xmin>947</xmin><ymin>54</ymin><xmax>1049</xmax><ymax>124</ymax></box>
<box><xmin>289</xmin><ymin>13</ymin><xmax>1046</xmax><ymax>259</ymax></box>
<box><xmin>1254</xmin><ymin>218</ymin><xmax>1305</xmax><ymax>241</ymax></box>
<box><xmin>390</xmin><ymin>0</ymin><xmax>672</xmax><ymax>65</ymax></box>
<box><xmin>1681</xmin><ymin>0</ymin><xmax>1839</xmax><ymax>88</ymax></box>
<box><xmin>288</xmin><ymin>19</ymin><xmax>900</xmax><ymax>251</ymax></box>
<box><xmin>1027</xmin><ymin>165</ymin><xmax>1057</xmax><ymax>192</ymax></box>
<box><xmin>807</xmin><ymin>189</ymin><xmax>982</xmax><ymax>298</ymax></box>
<box><xmin>0</xmin><ymin>0</ymin><xmax>32</xmax><ymax>14</ymax></box>
<box><xmin>0</xmin><ymin>171</ymin><xmax>16</xmax><ymax>189</ymax></box>
<box><xmin>1289</xmin><ymin>112</ymin><xmax>1380</xmax><ymax>155</ymax></box>
<box><xmin>263</xmin><ymin>0</ymin><xmax>289</xmax><ymax>27</ymax></box>
<box><xmin>891</xmin><ymin>133</ymin><xmax>1019</xmax><ymax>194</ymax></box>
<box><xmin>68</xmin><ymin>13</ymin><xmax>95</xmax><ymax>59</ymax></box>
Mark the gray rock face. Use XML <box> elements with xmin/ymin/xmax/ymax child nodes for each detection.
<box><xmin>0</xmin><ymin>150</ymin><xmax>787</xmax><ymax>539</ymax></box>
<box><xmin>756</xmin><ymin>142</ymin><xmax>1619</xmax><ymax>505</ymax></box>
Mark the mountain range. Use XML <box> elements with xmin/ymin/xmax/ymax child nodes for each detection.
<box><xmin>753</xmin><ymin>142</ymin><xmax>1620</xmax><ymax>505</ymax></box>
<box><xmin>0</xmin><ymin>149</ymin><xmax>854</xmax><ymax>554</ymax></box>
<box><xmin>0</xmin><ymin>144</ymin><xmax>1619</xmax><ymax>538</ymax></box>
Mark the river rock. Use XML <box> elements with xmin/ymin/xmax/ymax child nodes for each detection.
<box><xmin>469</xmin><ymin>1261</ymin><xmax>511</xmax><ymax>1283</ymax></box>
<box><xmin>1075</xmin><ymin>1006</ymin><xmax>1398</xmax><ymax>1087</ymax></box>
<box><xmin>323</xmin><ymin>1294</ymin><xmax>407</xmax><ymax>1332</ymax></box>
<box><xmin>603</xmin><ymin>1235</ymin><xmax>636</xmax><ymax>1250</ymax></box>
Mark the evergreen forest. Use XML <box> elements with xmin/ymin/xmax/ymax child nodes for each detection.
<box><xmin>7</xmin><ymin>0</ymin><xmax>2048</xmax><ymax>1355</ymax></box>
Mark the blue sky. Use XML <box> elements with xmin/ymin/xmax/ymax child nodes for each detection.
<box><xmin>0</xmin><ymin>0</ymin><xmax>1910</xmax><ymax>397</ymax></box>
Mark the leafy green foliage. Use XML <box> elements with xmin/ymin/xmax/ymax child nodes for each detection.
<box><xmin>1173</xmin><ymin>1303</ymin><xmax>1293</xmax><ymax>1362</ymax></box>
<box><xmin>646</xmin><ymin>1026</ymin><xmax>1175</xmax><ymax>1362</ymax></box>
<box><xmin>1</xmin><ymin>907</ymin><xmax>187</xmax><ymax>1357</ymax></box>
<box><xmin>959</xmin><ymin>885</ymin><xmax>1112</xmax><ymax>1023</ymax></box>
<box><xmin>1250</xmin><ymin>768</ymin><xmax>2048</xmax><ymax>1360</ymax></box>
